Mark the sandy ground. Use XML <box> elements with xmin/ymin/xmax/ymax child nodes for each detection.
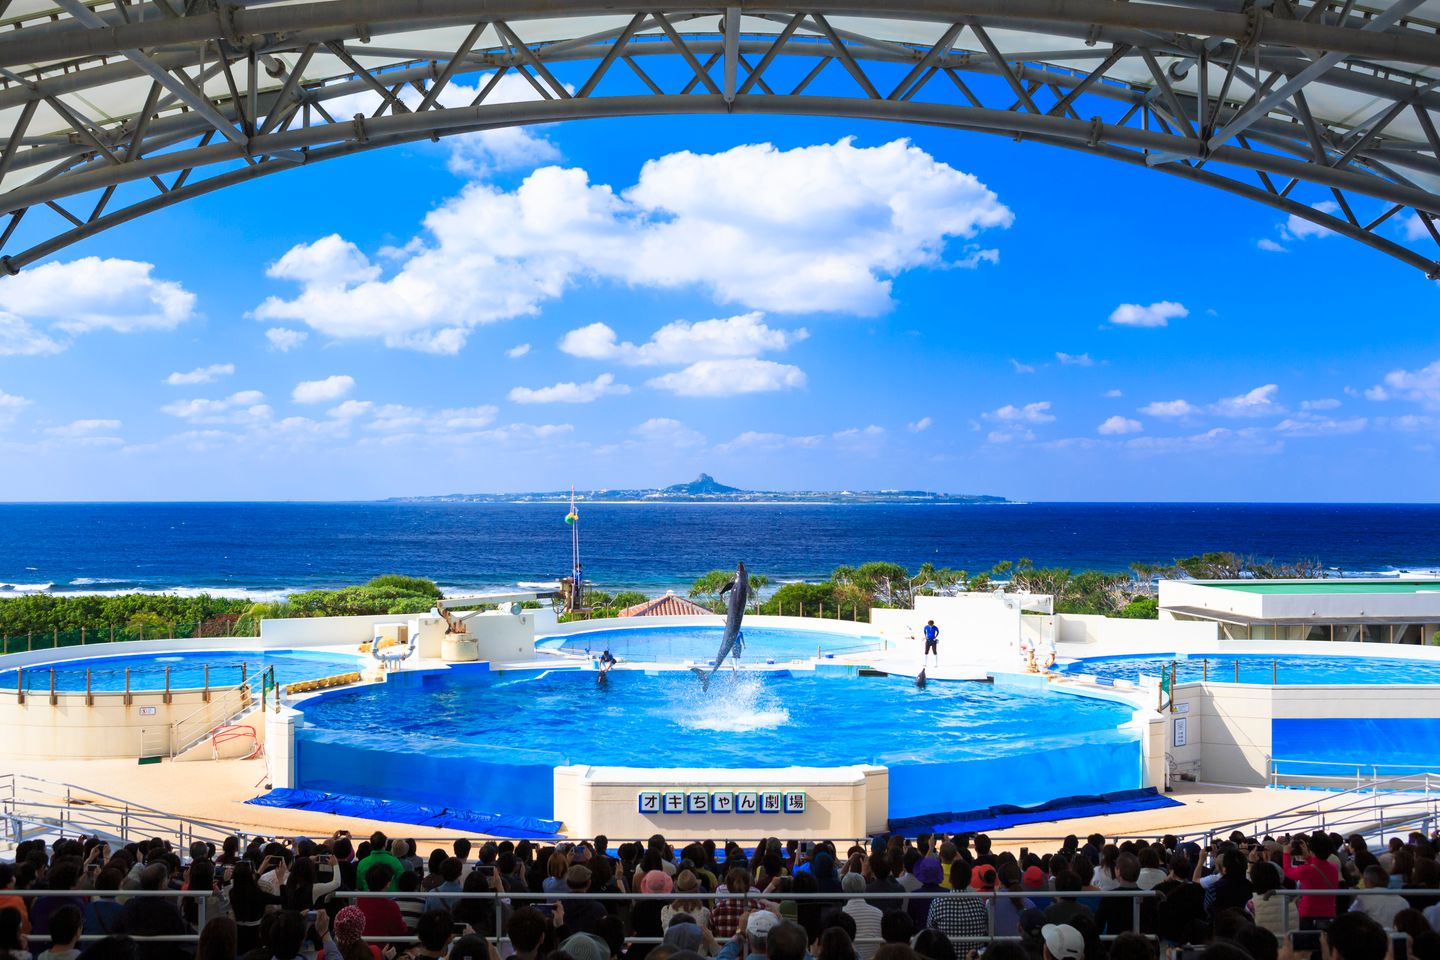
<box><xmin>4</xmin><ymin>755</ymin><xmax>1347</xmax><ymax>857</ymax></box>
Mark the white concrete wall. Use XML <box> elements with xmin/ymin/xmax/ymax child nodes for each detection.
<box><xmin>1158</xmin><ymin>681</ymin><xmax>1440</xmax><ymax>786</ymax></box>
<box><xmin>261</xmin><ymin>613</ymin><xmax>413</xmax><ymax>648</ymax></box>
<box><xmin>1159</xmin><ymin>579</ymin><xmax>1440</xmax><ymax>623</ymax></box>
<box><xmin>1052</xmin><ymin>614</ymin><xmax>1219</xmax><ymax>655</ymax></box>
<box><xmin>0</xmin><ymin>686</ymin><xmax>256</xmax><ymax>759</ymax></box>
<box><xmin>907</xmin><ymin>594</ymin><xmax>1023</xmax><ymax>666</ymax></box>
<box><xmin>553</xmin><ymin>764</ymin><xmax>888</xmax><ymax>838</ymax></box>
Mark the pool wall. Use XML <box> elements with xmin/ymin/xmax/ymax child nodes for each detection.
<box><xmin>1165</xmin><ymin>679</ymin><xmax>1440</xmax><ymax>786</ymax></box>
<box><xmin>0</xmin><ymin>682</ymin><xmax>258</xmax><ymax>760</ymax></box>
<box><xmin>0</xmin><ymin>636</ymin><xmax>364</xmax><ymax>760</ymax></box>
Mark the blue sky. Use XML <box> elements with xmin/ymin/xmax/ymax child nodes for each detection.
<box><xmin>1</xmin><ymin>73</ymin><xmax>1437</xmax><ymax>502</ymax></box>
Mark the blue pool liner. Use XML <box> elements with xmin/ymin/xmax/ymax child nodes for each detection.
<box><xmin>886</xmin><ymin>787</ymin><xmax>1180</xmax><ymax>834</ymax></box>
<box><xmin>247</xmin><ymin>788</ymin><xmax>563</xmax><ymax>838</ymax></box>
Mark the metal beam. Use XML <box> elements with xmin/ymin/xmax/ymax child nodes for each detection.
<box><xmin>51</xmin><ymin>0</ymin><xmax>249</xmax><ymax>150</ymax></box>
<box><xmin>9</xmin><ymin>0</ymin><xmax>1440</xmax><ymax>71</ymax></box>
<box><xmin>1207</xmin><ymin>0</ymin><xmax>1428</xmax><ymax>150</ymax></box>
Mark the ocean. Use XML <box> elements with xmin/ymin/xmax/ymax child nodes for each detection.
<box><xmin>0</xmin><ymin>501</ymin><xmax>1438</xmax><ymax>599</ymax></box>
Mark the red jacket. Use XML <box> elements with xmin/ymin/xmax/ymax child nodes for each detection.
<box><xmin>1283</xmin><ymin>854</ymin><xmax>1339</xmax><ymax>918</ymax></box>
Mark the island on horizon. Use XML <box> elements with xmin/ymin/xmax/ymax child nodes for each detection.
<box><xmin>386</xmin><ymin>473</ymin><xmax>1010</xmax><ymax>505</ymax></box>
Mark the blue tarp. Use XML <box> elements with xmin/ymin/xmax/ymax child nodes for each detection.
<box><xmin>247</xmin><ymin>788</ymin><xmax>563</xmax><ymax>838</ymax></box>
<box><xmin>887</xmin><ymin>787</ymin><xmax>1182</xmax><ymax>835</ymax></box>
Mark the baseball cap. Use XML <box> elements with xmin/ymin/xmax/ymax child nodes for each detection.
<box><xmin>747</xmin><ymin>912</ymin><xmax>782</xmax><ymax>939</ymax></box>
<box><xmin>1023</xmin><ymin>866</ymin><xmax>1046</xmax><ymax>890</ymax></box>
<box><xmin>1042</xmin><ymin>924</ymin><xmax>1085</xmax><ymax>960</ymax></box>
<box><xmin>566</xmin><ymin>864</ymin><xmax>592</xmax><ymax>888</ymax></box>
<box><xmin>971</xmin><ymin>864</ymin><xmax>998</xmax><ymax>891</ymax></box>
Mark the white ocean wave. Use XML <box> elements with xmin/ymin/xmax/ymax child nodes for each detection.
<box><xmin>0</xmin><ymin>582</ymin><xmax>54</xmax><ymax>593</ymax></box>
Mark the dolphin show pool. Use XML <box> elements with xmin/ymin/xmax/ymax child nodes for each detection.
<box><xmin>291</xmin><ymin>662</ymin><xmax>1144</xmax><ymax>823</ymax></box>
<box><xmin>1</xmin><ymin>648</ymin><xmax>366</xmax><ymax>691</ymax></box>
<box><xmin>1055</xmin><ymin>653</ymin><xmax>1440</xmax><ymax>686</ymax></box>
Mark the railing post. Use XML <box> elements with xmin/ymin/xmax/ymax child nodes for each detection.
<box><xmin>1131</xmin><ymin>890</ymin><xmax>1140</xmax><ymax>934</ymax></box>
<box><xmin>16</xmin><ymin>668</ymin><xmax>23</xmax><ymax>705</ymax></box>
<box><xmin>197</xmin><ymin>891</ymin><xmax>207</xmax><ymax>932</ymax></box>
<box><xmin>81</xmin><ymin>626</ymin><xmax>86</xmax><ymax>645</ymax></box>
<box><xmin>164</xmin><ymin>666</ymin><xmax>171</xmax><ymax>705</ymax></box>
<box><xmin>495</xmin><ymin>891</ymin><xmax>502</xmax><ymax>947</ymax></box>
<box><xmin>86</xmin><ymin>669</ymin><xmax>92</xmax><ymax>707</ymax></box>
<box><xmin>109</xmin><ymin>624</ymin><xmax>114</xmax><ymax>644</ymax></box>
<box><xmin>49</xmin><ymin>669</ymin><xmax>56</xmax><ymax>706</ymax></box>
<box><xmin>125</xmin><ymin>668</ymin><xmax>132</xmax><ymax>707</ymax></box>
<box><xmin>203</xmin><ymin>664</ymin><xmax>210</xmax><ymax>703</ymax></box>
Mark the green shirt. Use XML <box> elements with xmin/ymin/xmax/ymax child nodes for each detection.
<box><xmin>356</xmin><ymin>851</ymin><xmax>405</xmax><ymax>891</ymax></box>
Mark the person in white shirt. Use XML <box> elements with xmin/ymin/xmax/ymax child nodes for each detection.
<box><xmin>1349</xmin><ymin>866</ymin><xmax>1411</xmax><ymax>930</ymax></box>
<box><xmin>840</xmin><ymin>874</ymin><xmax>882</xmax><ymax>960</ymax></box>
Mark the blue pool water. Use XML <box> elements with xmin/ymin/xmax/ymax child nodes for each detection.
<box><xmin>294</xmin><ymin>668</ymin><xmax>1142</xmax><ymax>819</ymax></box>
<box><xmin>1</xmin><ymin>649</ymin><xmax>365</xmax><ymax>692</ymax></box>
<box><xmin>545</xmin><ymin>625</ymin><xmax>883</xmax><ymax>662</ymax></box>
<box><xmin>1056</xmin><ymin>653</ymin><xmax>1440</xmax><ymax>686</ymax></box>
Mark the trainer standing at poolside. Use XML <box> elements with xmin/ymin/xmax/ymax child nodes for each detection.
<box><xmin>922</xmin><ymin>620</ymin><xmax>939</xmax><ymax>665</ymax></box>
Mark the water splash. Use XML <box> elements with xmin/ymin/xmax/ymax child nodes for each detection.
<box><xmin>673</xmin><ymin>672</ymin><xmax>790</xmax><ymax>733</ymax></box>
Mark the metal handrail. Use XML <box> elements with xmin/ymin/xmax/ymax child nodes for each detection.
<box><xmin>170</xmin><ymin>679</ymin><xmax>256</xmax><ymax>757</ymax></box>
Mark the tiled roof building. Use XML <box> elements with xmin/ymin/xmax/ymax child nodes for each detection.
<box><xmin>617</xmin><ymin>592</ymin><xmax>713</xmax><ymax>617</ymax></box>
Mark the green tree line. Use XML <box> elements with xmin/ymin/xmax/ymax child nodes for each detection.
<box><xmin>0</xmin><ymin>574</ymin><xmax>445</xmax><ymax>638</ymax></box>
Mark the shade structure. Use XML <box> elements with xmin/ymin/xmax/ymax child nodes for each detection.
<box><xmin>2</xmin><ymin>0</ymin><xmax>1440</xmax><ymax>275</ymax></box>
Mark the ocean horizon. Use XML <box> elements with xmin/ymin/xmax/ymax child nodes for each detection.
<box><xmin>2</xmin><ymin>501</ymin><xmax>1439</xmax><ymax>601</ymax></box>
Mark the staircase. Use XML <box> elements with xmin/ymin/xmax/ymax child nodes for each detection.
<box><xmin>0</xmin><ymin>773</ymin><xmax>242</xmax><ymax>856</ymax></box>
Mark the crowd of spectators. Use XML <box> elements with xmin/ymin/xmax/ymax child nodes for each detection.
<box><xmin>2</xmin><ymin>826</ymin><xmax>1439</xmax><ymax>960</ymax></box>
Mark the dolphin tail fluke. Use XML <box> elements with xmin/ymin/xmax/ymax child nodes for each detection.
<box><xmin>691</xmin><ymin>667</ymin><xmax>712</xmax><ymax>692</ymax></box>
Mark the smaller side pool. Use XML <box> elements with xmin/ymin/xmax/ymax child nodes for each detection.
<box><xmin>1055</xmin><ymin>653</ymin><xmax>1440</xmax><ymax>686</ymax></box>
<box><xmin>0</xmin><ymin>649</ymin><xmax>366</xmax><ymax>692</ymax></box>
<box><xmin>544</xmin><ymin>625</ymin><xmax>884</xmax><ymax>662</ymax></box>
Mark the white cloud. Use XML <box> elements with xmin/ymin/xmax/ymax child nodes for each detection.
<box><xmin>292</xmin><ymin>375</ymin><xmax>356</xmax><ymax>404</ymax></box>
<box><xmin>632</xmin><ymin>417</ymin><xmax>706</xmax><ymax>447</ymax></box>
<box><xmin>560</xmin><ymin>313</ymin><xmax>806</xmax><ymax>366</ymax></box>
<box><xmin>986</xmin><ymin>402</ymin><xmax>1055</xmax><ymax>424</ymax></box>
<box><xmin>0</xmin><ymin>388</ymin><xmax>30</xmax><ymax>428</ymax></box>
<box><xmin>1097</xmin><ymin>416</ymin><xmax>1143</xmax><ymax>435</ymax></box>
<box><xmin>327</xmin><ymin>400</ymin><xmax>373</xmax><ymax>420</ymax></box>
<box><xmin>646</xmin><ymin>359</ymin><xmax>806</xmax><ymax>397</ymax></box>
<box><xmin>254</xmin><ymin>139</ymin><xmax>1012</xmax><ymax>352</ymax></box>
<box><xmin>1282</xmin><ymin>201</ymin><xmax>1340</xmax><ymax>240</ymax></box>
<box><xmin>1257</xmin><ymin>238</ymin><xmax>1288</xmax><ymax>253</ymax></box>
<box><xmin>1108</xmin><ymin>301</ymin><xmax>1188</xmax><ymax>328</ymax></box>
<box><xmin>265</xmin><ymin>327</ymin><xmax>308</xmax><ymax>352</ymax></box>
<box><xmin>0</xmin><ymin>257</ymin><xmax>195</xmax><ymax>355</ymax></box>
<box><xmin>38</xmin><ymin>419</ymin><xmax>126</xmax><ymax>446</ymax></box>
<box><xmin>1300</xmin><ymin>398</ymin><xmax>1341</xmax><ymax>411</ymax></box>
<box><xmin>1401</xmin><ymin>213</ymin><xmax>1431</xmax><ymax>242</ymax></box>
<box><xmin>1121</xmin><ymin>426</ymin><xmax>1283</xmax><ymax>456</ymax></box>
<box><xmin>161</xmin><ymin>390</ymin><xmax>271</xmax><ymax>425</ymax></box>
<box><xmin>166</xmin><ymin>363</ymin><xmax>234</xmax><ymax>386</ymax></box>
<box><xmin>1103</xmin><ymin>389</ymin><xmax>1124</xmax><ymax>399</ymax></box>
<box><xmin>1056</xmin><ymin>352</ymin><xmax>1094</xmax><ymax>367</ymax></box>
<box><xmin>438</xmin><ymin>406</ymin><xmax>500</xmax><ymax>429</ymax></box>
<box><xmin>45</xmin><ymin>419</ymin><xmax>121</xmax><ymax>437</ymax></box>
<box><xmin>1273</xmin><ymin>415</ymin><xmax>1367</xmax><ymax>437</ymax></box>
<box><xmin>1211</xmin><ymin>384</ymin><xmax>1282</xmax><ymax>417</ymax></box>
<box><xmin>1010</xmin><ymin>359</ymin><xmax>1036</xmax><ymax>374</ymax></box>
<box><xmin>1370</xmin><ymin>358</ymin><xmax>1440</xmax><ymax>409</ymax></box>
<box><xmin>1141</xmin><ymin>399</ymin><xmax>1198</xmax><ymax>417</ymax></box>
<box><xmin>714</xmin><ymin>430</ymin><xmax>824</xmax><ymax>454</ymax></box>
<box><xmin>508</xmin><ymin>372</ymin><xmax>629</xmax><ymax>404</ymax></box>
<box><xmin>907</xmin><ymin>417</ymin><xmax>933</xmax><ymax>433</ymax></box>
<box><xmin>506</xmin><ymin>343</ymin><xmax>531</xmax><ymax>359</ymax></box>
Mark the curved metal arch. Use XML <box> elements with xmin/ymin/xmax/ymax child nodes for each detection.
<box><xmin>2</xmin><ymin>1</ymin><xmax>1440</xmax><ymax>276</ymax></box>
<box><xmin>11</xmin><ymin>94</ymin><xmax>1432</xmax><ymax>276</ymax></box>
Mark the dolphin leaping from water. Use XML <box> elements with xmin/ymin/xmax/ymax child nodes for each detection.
<box><xmin>692</xmin><ymin>561</ymin><xmax>750</xmax><ymax>692</ymax></box>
